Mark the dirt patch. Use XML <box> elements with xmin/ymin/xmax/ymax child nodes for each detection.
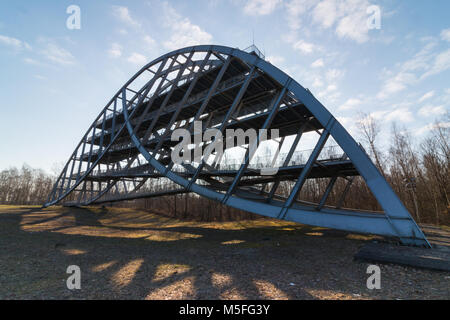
<box><xmin>0</xmin><ymin>205</ymin><xmax>448</xmax><ymax>300</ymax></box>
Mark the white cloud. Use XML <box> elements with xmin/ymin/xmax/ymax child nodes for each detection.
<box><xmin>266</xmin><ymin>55</ymin><xmax>285</xmax><ymax>65</ymax></box>
<box><xmin>325</xmin><ymin>68</ymin><xmax>345</xmax><ymax>82</ymax></box>
<box><xmin>370</xmin><ymin>107</ymin><xmax>414</xmax><ymax>123</ymax></box>
<box><xmin>312</xmin><ymin>77</ymin><xmax>324</xmax><ymax>88</ymax></box>
<box><xmin>418</xmin><ymin>91</ymin><xmax>434</xmax><ymax>103</ymax></box>
<box><xmin>401</xmin><ymin>41</ymin><xmax>436</xmax><ymax>72</ymax></box>
<box><xmin>39</xmin><ymin>39</ymin><xmax>75</xmax><ymax>65</ymax></box>
<box><xmin>439</xmin><ymin>88</ymin><xmax>450</xmax><ymax>106</ymax></box>
<box><xmin>34</xmin><ymin>74</ymin><xmax>47</xmax><ymax>80</ymax></box>
<box><xmin>108</xmin><ymin>43</ymin><xmax>122</xmax><ymax>58</ymax></box>
<box><xmin>143</xmin><ymin>35</ymin><xmax>156</xmax><ymax>48</ymax></box>
<box><xmin>127</xmin><ymin>52</ymin><xmax>147</xmax><ymax>65</ymax></box>
<box><xmin>284</xmin><ymin>0</ymin><xmax>376</xmax><ymax>52</ymax></box>
<box><xmin>317</xmin><ymin>82</ymin><xmax>341</xmax><ymax>103</ymax></box>
<box><xmin>24</xmin><ymin>57</ymin><xmax>43</xmax><ymax>66</ymax></box>
<box><xmin>326</xmin><ymin>84</ymin><xmax>337</xmax><ymax>92</ymax></box>
<box><xmin>338</xmin><ymin>98</ymin><xmax>362</xmax><ymax>111</ymax></box>
<box><xmin>0</xmin><ymin>34</ymin><xmax>31</xmax><ymax>50</ymax></box>
<box><xmin>418</xmin><ymin>105</ymin><xmax>447</xmax><ymax>117</ymax></box>
<box><xmin>335</xmin><ymin>8</ymin><xmax>370</xmax><ymax>43</ymax></box>
<box><xmin>337</xmin><ymin>116</ymin><xmax>352</xmax><ymax>127</ymax></box>
<box><xmin>285</xmin><ymin>0</ymin><xmax>372</xmax><ymax>43</ymax></box>
<box><xmin>337</xmin><ymin>116</ymin><xmax>358</xmax><ymax>135</ymax></box>
<box><xmin>244</xmin><ymin>0</ymin><xmax>281</xmax><ymax>16</ymax></box>
<box><xmin>377</xmin><ymin>72</ymin><xmax>416</xmax><ymax>99</ymax></box>
<box><xmin>311</xmin><ymin>58</ymin><xmax>324</xmax><ymax>68</ymax></box>
<box><xmin>421</xmin><ymin>49</ymin><xmax>450</xmax><ymax>79</ymax></box>
<box><xmin>440</xmin><ymin>28</ymin><xmax>450</xmax><ymax>42</ymax></box>
<box><xmin>312</xmin><ymin>0</ymin><xmax>338</xmax><ymax>29</ymax></box>
<box><xmin>416</xmin><ymin>121</ymin><xmax>450</xmax><ymax>136</ymax></box>
<box><xmin>318</xmin><ymin>90</ymin><xmax>341</xmax><ymax>103</ymax></box>
<box><xmin>285</xmin><ymin>0</ymin><xmax>315</xmax><ymax>30</ymax></box>
<box><xmin>112</xmin><ymin>6</ymin><xmax>141</xmax><ymax>28</ymax></box>
<box><xmin>292</xmin><ymin>39</ymin><xmax>316</xmax><ymax>54</ymax></box>
<box><xmin>310</xmin><ymin>67</ymin><xmax>345</xmax><ymax>103</ymax></box>
<box><xmin>376</xmin><ymin>40</ymin><xmax>450</xmax><ymax>99</ymax></box>
<box><xmin>162</xmin><ymin>2</ymin><xmax>212</xmax><ymax>50</ymax></box>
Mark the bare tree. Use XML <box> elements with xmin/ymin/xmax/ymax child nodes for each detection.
<box><xmin>357</xmin><ymin>112</ymin><xmax>386</xmax><ymax>176</ymax></box>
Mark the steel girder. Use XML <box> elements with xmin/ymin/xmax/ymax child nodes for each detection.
<box><xmin>44</xmin><ymin>45</ymin><xmax>430</xmax><ymax>247</ymax></box>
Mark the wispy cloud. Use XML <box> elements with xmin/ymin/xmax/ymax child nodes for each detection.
<box><xmin>441</xmin><ymin>28</ymin><xmax>450</xmax><ymax>42</ymax></box>
<box><xmin>112</xmin><ymin>6</ymin><xmax>141</xmax><ymax>28</ymax></box>
<box><xmin>418</xmin><ymin>105</ymin><xmax>447</xmax><ymax>117</ymax></box>
<box><xmin>317</xmin><ymin>83</ymin><xmax>341</xmax><ymax>103</ymax></box>
<box><xmin>377</xmin><ymin>72</ymin><xmax>416</xmax><ymax>99</ymax></box>
<box><xmin>143</xmin><ymin>35</ymin><xmax>156</xmax><ymax>48</ymax></box>
<box><xmin>127</xmin><ymin>52</ymin><xmax>147</xmax><ymax>65</ymax></box>
<box><xmin>0</xmin><ymin>34</ymin><xmax>31</xmax><ymax>51</ymax></box>
<box><xmin>161</xmin><ymin>2</ymin><xmax>212</xmax><ymax>50</ymax></box>
<box><xmin>338</xmin><ymin>98</ymin><xmax>362</xmax><ymax>111</ymax></box>
<box><xmin>33</xmin><ymin>74</ymin><xmax>47</xmax><ymax>80</ymax></box>
<box><xmin>334</xmin><ymin>1</ymin><xmax>372</xmax><ymax>43</ymax></box>
<box><xmin>284</xmin><ymin>0</ymin><xmax>373</xmax><ymax>43</ymax></box>
<box><xmin>108</xmin><ymin>43</ymin><xmax>122</xmax><ymax>58</ymax></box>
<box><xmin>325</xmin><ymin>68</ymin><xmax>345</xmax><ymax>82</ymax></box>
<box><xmin>292</xmin><ymin>39</ymin><xmax>317</xmax><ymax>54</ymax></box>
<box><xmin>38</xmin><ymin>39</ymin><xmax>75</xmax><ymax>65</ymax></box>
<box><xmin>311</xmin><ymin>58</ymin><xmax>324</xmax><ymax>68</ymax></box>
<box><xmin>418</xmin><ymin>91</ymin><xmax>434</xmax><ymax>103</ymax></box>
<box><xmin>266</xmin><ymin>55</ymin><xmax>285</xmax><ymax>65</ymax></box>
<box><xmin>312</xmin><ymin>77</ymin><xmax>324</xmax><ymax>88</ymax></box>
<box><xmin>421</xmin><ymin>49</ymin><xmax>450</xmax><ymax>79</ymax></box>
<box><xmin>416</xmin><ymin>121</ymin><xmax>450</xmax><ymax>135</ymax></box>
<box><xmin>285</xmin><ymin>0</ymin><xmax>316</xmax><ymax>31</ymax></box>
<box><xmin>243</xmin><ymin>0</ymin><xmax>282</xmax><ymax>16</ymax></box>
<box><xmin>24</xmin><ymin>57</ymin><xmax>44</xmax><ymax>66</ymax></box>
<box><xmin>371</xmin><ymin>107</ymin><xmax>415</xmax><ymax>123</ymax></box>
<box><xmin>376</xmin><ymin>40</ymin><xmax>450</xmax><ymax>99</ymax></box>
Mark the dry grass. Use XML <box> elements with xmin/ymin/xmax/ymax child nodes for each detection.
<box><xmin>0</xmin><ymin>205</ymin><xmax>448</xmax><ymax>300</ymax></box>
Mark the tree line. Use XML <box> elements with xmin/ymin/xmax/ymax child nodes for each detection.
<box><xmin>0</xmin><ymin>165</ymin><xmax>54</xmax><ymax>205</ymax></box>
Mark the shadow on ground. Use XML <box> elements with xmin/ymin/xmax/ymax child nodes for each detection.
<box><xmin>0</xmin><ymin>205</ymin><xmax>448</xmax><ymax>300</ymax></box>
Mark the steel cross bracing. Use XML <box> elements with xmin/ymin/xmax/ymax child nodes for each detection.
<box><xmin>44</xmin><ymin>45</ymin><xmax>430</xmax><ymax>247</ymax></box>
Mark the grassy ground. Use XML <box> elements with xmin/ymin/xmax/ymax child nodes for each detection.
<box><xmin>0</xmin><ymin>205</ymin><xmax>448</xmax><ymax>300</ymax></box>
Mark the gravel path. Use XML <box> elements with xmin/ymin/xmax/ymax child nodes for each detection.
<box><xmin>0</xmin><ymin>205</ymin><xmax>448</xmax><ymax>300</ymax></box>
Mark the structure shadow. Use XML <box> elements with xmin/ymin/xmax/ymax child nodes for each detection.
<box><xmin>0</xmin><ymin>205</ymin><xmax>424</xmax><ymax>300</ymax></box>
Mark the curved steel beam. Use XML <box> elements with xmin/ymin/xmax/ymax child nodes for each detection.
<box><xmin>44</xmin><ymin>45</ymin><xmax>430</xmax><ymax>247</ymax></box>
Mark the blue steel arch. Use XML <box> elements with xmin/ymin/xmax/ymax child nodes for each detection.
<box><xmin>44</xmin><ymin>44</ymin><xmax>430</xmax><ymax>247</ymax></box>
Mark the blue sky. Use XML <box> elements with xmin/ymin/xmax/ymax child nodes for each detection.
<box><xmin>0</xmin><ymin>0</ymin><xmax>449</xmax><ymax>173</ymax></box>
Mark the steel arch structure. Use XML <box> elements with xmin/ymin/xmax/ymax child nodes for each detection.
<box><xmin>44</xmin><ymin>45</ymin><xmax>430</xmax><ymax>247</ymax></box>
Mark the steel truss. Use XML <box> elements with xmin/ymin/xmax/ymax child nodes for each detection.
<box><xmin>44</xmin><ymin>45</ymin><xmax>430</xmax><ymax>247</ymax></box>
